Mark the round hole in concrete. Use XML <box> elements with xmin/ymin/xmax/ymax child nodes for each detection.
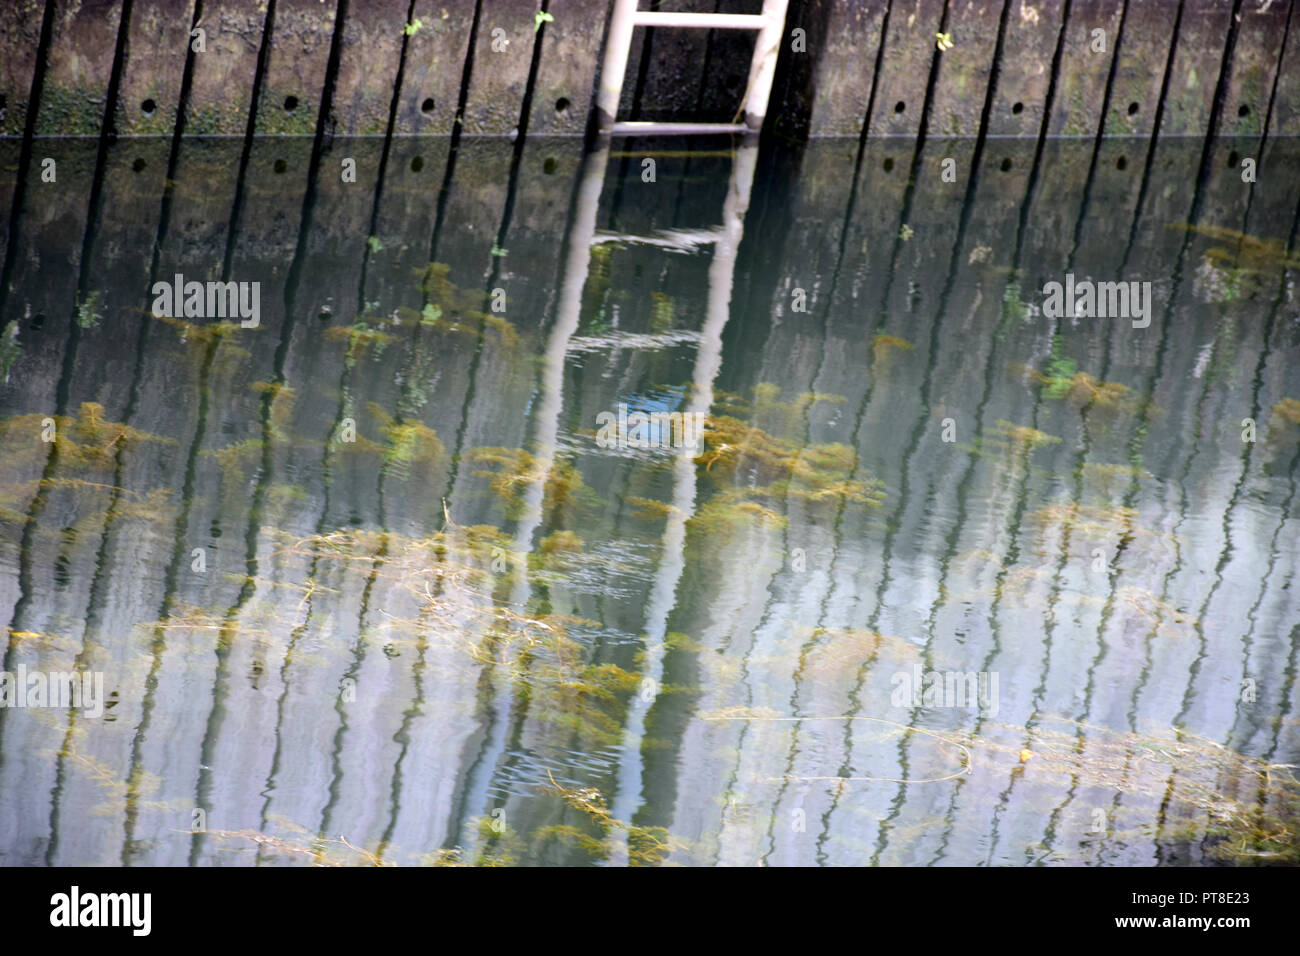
<box><xmin>883</xmin><ymin>157</ymin><xmax>894</xmax><ymax>172</ymax></box>
<box><xmin>1000</xmin><ymin>157</ymin><xmax>1012</xmax><ymax>172</ymax></box>
<box><xmin>410</xmin><ymin>155</ymin><xmax>424</xmax><ymax>172</ymax></box>
<box><xmin>894</xmin><ymin>101</ymin><xmax>905</xmax><ymax>114</ymax></box>
<box><xmin>555</xmin><ymin>97</ymin><xmax>570</xmax><ymax>113</ymax></box>
<box><xmin>421</xmin><ymin>97</ymin><xmax>435</xmax><ymax>114</ymax></box>
<box><xmin>283</xmin><ymin>95</ymin><xmax>299</xmax><ymax>112</ymax></box>
<box><xmin>1116</xmin><ymin>156</ymin><xmax>1127</xmax><ymax>170</ymax></box>
<box><xmin>132</xmin><ymin>157</ymin><xmax>146</xmax><ymax>172</ymax></box>
<box><xmin>1238</xmin><ymin>104</ymin><xmax>1250</xmax><ymax>117</ymax></box>
<box><xmin>543</xmin><ymin>157</ymin><xmax>558</xmax><ymax>174</ymax></box>
<box><xmin>1228</xmin><ymin>150</ymin><xmax>1240</xmax><ymax>168</ymax></box>
<box><xmin>1012</xmin><ymin>101</ymin><xmax>1023</xmax><ymax>115</ymax></box>
<box><xmin>1128</xmin><ymin>102</ymin><xmax>1139</xmax><ymax>115</ymax></box>
<box><xmin>141</xmin><ymin>98</ymin><xmax>156</xmax><ymax>115</ymax></box>
<box><xmin>32</xmin><ymin>313</ymin><xmax>45</xmax><ymax>331</ymax></box>
<box><xmin>274</xmin><ymin>159</ymin><xmax>287</xmax><ymax>174</ymax></box>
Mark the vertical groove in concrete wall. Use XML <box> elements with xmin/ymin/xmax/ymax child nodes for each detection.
<box><xmin>252</xmin><ymin>0</ymin><xmax>339</xmax><ymax>135</ymax></box>
<box><xmin>868</xmin><ymin>0</ymin><xmax>948</xmax><ymax>137</ymax></box>
<box><xmin>1013</xmin><ymin>0</ymin><xmax>1073</xmax><ymax>263</ymax></box>
<box><xmin>114</xmin><ymin>0</ymin><xmax>198</xmax><ymax>135</ymax></box>
<box><xmin>1265</xmin><ymin>0</ymin><xmax>1300</xmax><ymax>136</ymax></box>
<box><xmin>1101</xmin><ymin>0</ymin><xmax>1179</xmax><ymax>137</ymax></box>
<box><xmin>185</xmin><ymin>0</ymin><xmax>272</xmax><ymax>135</ymax></box>
<box><xmin>1085</xmin><ymin>0</ymin><xmax>1125</xmax><ymax>142</ymax></box>
<box><xmin>1257</xmin><ymin>0</ymin><xmax>1295</xmax><ymax>142</ymax></box>
<box><xmin>526</xmin><ymin>0</ymin><xmax>610</xmax><ymax>134</ymax></box>
<box><xmin>931</xmin><ymin>0</ymin><xmax>1010</xmax><ymax>137</ymax></box>
<box><xmin>0</xmin><ymin>0</ymin><xmax>54</xmax><ymax>138</ymax></box>
<box><xmin>460</xmin><ymin>0</ymin><xmax>538</xmax><ymax>135</ymax></box>
<box><xmin>222</xmin><ymin>0</ymin><xmax>277</xmax><ymax>279</ymax></box>
<box><xmin>0</xmin><ymin>0</ymin><xmax>57</xmax><ymax>319</ymax></box>
<box><xmin>425</xmin><ymin>0</ymin><xmax>485</xmax><ymax>263</ymax></box>
<box><xmin>1045</xmin><ymin>0</ymin><xmax>1122</xmax><ymax>137</ymax></box>
<box><xmin>511</xmin><ymin>0</ymin><xmax>551</xmax><ymax>139</ymax></box>
<box><xmin>967</xmin><ymin>0</ymin><xmax>1016</xmax><ymax>169</ymax></box>
<box><xmin>330</xmin><ymin>0</ymin><xmax>409</xmax><ymax>136</ymax></box>
<box><xmin>1158</xmin><ymin>0</ymin><xmax>1235</xmax><ymax>137</ymax></box>
<box><xmin>988</xmin><ymin>0</ymin><xmax>1067</xmax><ymax>137</ymax></box>
<box><xmin>804</xmin><ymin>0</ymin><xmax>889</xmax><ymax>137</ymax></box>
<box><xmin>1205</xmin><ymin>0</ymin><xmax>1247</xmax><ymax>142</ymax></box>
<box><xmin>98</xmin><ymin>0</ymin><xmax>136</xmax><ymax>139</ymax></box>
<box><xmin>1185</xmin><ymin>0</ymin><xmax>1244</xmax><ymax>228</ymax></box>
<box><xmin>1144</xmin><ymin>0</ymin><xmax>1187</xmax><ymax>141</ymax></box>
<box><xmin>858</xmin><ymin>0</ymin><xmax>893</xmax><ymax>137</ymax></box>
<box><xmin>352</xmin><ymin>0</ymin><xmax>419</xmax><ymax>310</ymax></box>
<box><xmin>1215</xmin><ymin>0</ymin><xmax>1289</xmax><ymax>137</ymax></box>
<box><xmin>36</xmin><ymin>0</ymin><xmax>126</xmax><ymax>136</ymax></box>
<box><xmin>391</xmin><ymin>0</ymin><xmax>475</xmax><ymax>134</ymax></box>
<box><xmin>911</xmin><ymin>0</ymin><xmax>955</xmax><ymax>144</ymax></box>
<box><xmin>314</xmin><ymin>0</ymin><xmax>351</xmax><ymax>147</ymax></box>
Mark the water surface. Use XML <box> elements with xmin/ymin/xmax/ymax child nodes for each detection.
<box><xmin>0</xmin><ymin>133</ymin><xmax>1298</xmax><ymax>866</ymax></box>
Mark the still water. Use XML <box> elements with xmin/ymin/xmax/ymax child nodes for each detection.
<box><xmin>0</xmin><ymin>132</ymin><xmax>1297</xmax><ymax>866</ymax></box>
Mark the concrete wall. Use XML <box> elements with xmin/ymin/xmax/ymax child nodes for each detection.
<box><xmin>1</xmin><ymin>0</ymin><xmax>1296</xmax><ymax>141</ymax></box>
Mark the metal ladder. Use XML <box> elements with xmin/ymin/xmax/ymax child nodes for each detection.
<box><xmin>594</xmin><ymin>0</ymin><xmax>791</xmax><ymax>135</ymax></box>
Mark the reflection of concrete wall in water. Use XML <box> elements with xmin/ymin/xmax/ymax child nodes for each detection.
<box><xmin>0</xmin><ymin>124</ymin><xmax>1298</xmax><ymax>862</ymax></box>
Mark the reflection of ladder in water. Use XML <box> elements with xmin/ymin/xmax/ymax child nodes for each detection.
<box><xmin>594</xmin><ymin>0</ymin><xmax>791</xmax><ymax>135</ymax></box>
<box><xmin>481</xmin><ymin>4</ymin><xmax>782</xmax><ymax>857</ymax></box>
<box><xmin>515</xmin><ymin>135</ymin><xmax>759</xmax><ymax>591</ymax></box>
<box><xmin>599</xmin><ymin>137</ymin><xmax>760</xmax><ymax>847</ymax></box>
<box><xmin>468</xmin><ymin>138</ymin><xmax>759</xmax><ymax>856</ymax></box>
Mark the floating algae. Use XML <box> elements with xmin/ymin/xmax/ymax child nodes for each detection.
<box><xmin>0</xmin><ymin>404</ymin><xmax>176</xmax><ymax>480</ymax></box>
<box><xmin>536</xmin><ymin>773</ymin><xmax>679</xmax><ymax>866</ymax></box>
<box><xmin>871</xmin><ymin>333</ymin><xmax>916</xmax><ymax>365</ymax></box>
<box><xmin>1022</xmin><ymin>339</ymin><xmax>1136</xmax><ymax>410</ymax></box>
<box><xmin>696</xmin><ymin>386</ymin><xmax>884</xmax><ymax>513</ymax></box>
<box><xmin>412</xmin><ymin>261</ymin><xmax>519</xmax><ymax>347</ymax></box>
<box><xmin>963</xmin><ymin>419</ymin><xmax>1062</xmax><ymax>461</ymax></box>
<box><xmin>468</xmin><ymin>446</ymin><xmax>596</xmax><ymax>523</ymax></box>
<box><xmin>323</xmin><ymin>321</ymin><xmax>395</xmax><ymax>367</ymax></box>
<box><xmin>1174</xmin><ymin>223</ymin><xmax>1300</xmax><ymax>272</ymax></box>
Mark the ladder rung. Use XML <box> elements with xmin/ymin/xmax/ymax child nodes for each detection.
<box><xmin>631</xmin><ymin>11</ymin><xmax>769</xmax><ymax>30</ymax></box>
<box><xmin>611</xmin><ymin>121</ymin><xmax>747</xmax><ymax>136</ymax></box>
<box><xmin>592</xmin><ymin>226</ymin><xmax>725</xmax><ymax>249</ymax></box>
